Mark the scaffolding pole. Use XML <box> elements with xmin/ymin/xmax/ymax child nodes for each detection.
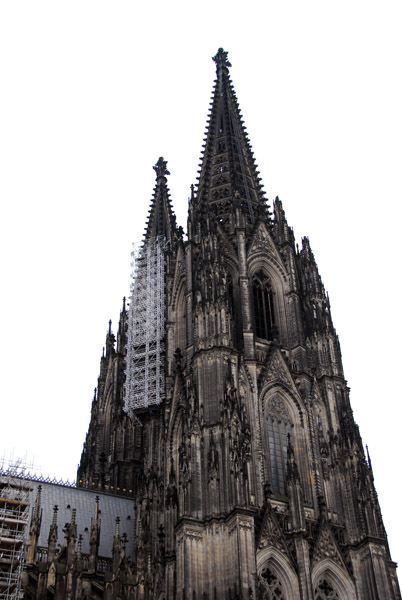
<box><xmin>124</xmin><ymin>238</ymin><xmax>167</xmax><ymax>413</ymax></box>
<box><xmin>0</xmin><ymin>461</ymin><xmax>30</xmax><ymax>600</ymax></box>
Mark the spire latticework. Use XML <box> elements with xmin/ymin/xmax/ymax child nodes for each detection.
<box><xmin>192</xmin><ymin>48</ymin><xmax>267</xmax><ymax>235</ymax></box>
<box><xmin>145</xmin><ymin>157</ymin><xmax>177</xmax><ymax>244</ymax></box>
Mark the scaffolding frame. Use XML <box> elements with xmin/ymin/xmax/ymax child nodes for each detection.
<box><xmin>0</xmin><ymin>461</ymin><xmax>30</xmax><ymax>600</ymax></box>
<box><xmin>124</xmin><ymin>238</ymin><xmax>167</xmax><ymax>412</ymax></box>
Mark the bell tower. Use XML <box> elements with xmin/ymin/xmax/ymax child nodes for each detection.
<box><xmin>78</xmin><ymin>50</ymin><xmax>400</xmax><ymax>599</ymax></box>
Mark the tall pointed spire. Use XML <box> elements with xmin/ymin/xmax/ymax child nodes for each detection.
<box><xmin>144</xmin><ymin>157</ymin><xmax>177</xmax><ymax>243</ymax></box>
<box><xmin>88</xmin><ymin>496</ymin><xmax>100</xmax><ymax>573</ymax></box>
<box><xmin>48</xmin><ymin>504</ymin><xmax>59</xmax><ymax>562</ymax></box>
<box><xmin>193</xmin><ymin>48</ymin><xmax>267</xmax><ymax>235</ymax></box>
<box><xmin>26</xmin><ymin>485</ymin><xmax>42</xmax><ymax>564</ymax></box>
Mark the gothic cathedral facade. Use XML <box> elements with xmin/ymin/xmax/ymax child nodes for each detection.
<box><xmin>76</xmin><ymin>50</ymin><xmax>400</xmax><ymax>599</ymax></box>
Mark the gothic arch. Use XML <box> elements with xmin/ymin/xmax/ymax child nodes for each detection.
<box><xmin>248</xmin><ymin>259</ymin><xmax>289</xmax><ymax>345</ymax></box>
<box><xmin>256</xmin><ymin>547</ymin><xmax>301</xmax><ymax>599</ymax></box>
<box><xmin>260</xmin><ymin>384</ymin><xmax>304</xmax><ymax>427</ymax></box>
<box><xmin>260</xmin><ymin>387</ymin><xmax>313</xmax><ymax>503</ymax></box>
<box><xmin>248</xmin><ymin>251</ymin><xmax>289</xmax><ymax>292</ymax></box>
<box><xmin>312</xmin><ymin>559</ymin><xmax>357</xmax><ymax>599</ymax></box>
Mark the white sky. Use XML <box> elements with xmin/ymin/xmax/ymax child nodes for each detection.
<box><xmin>1</xmin><ymin>0</ymin><xmax>401</xmax><ymax>571</ymax></box>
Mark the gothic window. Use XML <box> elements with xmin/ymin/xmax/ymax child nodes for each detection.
<box><xmin>258</xmin><ymin>566</ymin><xmax>286</xmax><ymax>599</ymax></box>
<box><xmin>267</xmin><ymin>397</ymin><xmax>293</xmax><ymax>495</ymax></box>
<box><xmin>175</xmin><ymin>288</ymin><xmax>186</xmax><ymax>357</ymax></box>
<box><xmin>314</xmin><ymin>579</ymin><xmax>339</xmax><ymax>599</ymax></box>
<box><xmin>252</xmin><ymin>272</ymin><xmax>275</xmax><ymax>341</ymax></box>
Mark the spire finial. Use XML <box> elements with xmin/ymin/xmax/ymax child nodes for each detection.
<box><xmin>213</xmin><ymin>48</ymin><xmax>231</xmax><ymax>97</ymax></box>
<box><xmin>94</xmin><ymin>495</ymin><xmax>100</xmax><ymax>522</ymax></box>
<box><xmin>114</xmin><ymin>516</ymin><xmax>120</xmax><ymax>538</ymax></box>
<box><xmin>153</xmin><ymin>157</ymin><xmax>170</xmax><ymax>180</ymax></box>
<box><xmin>213</xmin><ymin>48</ymin><xmax>231</xmax><ymax>71</ymax></box>
<box><xmin>33</xmin><ymin>485</ymin><xmax>42</xmax><ymax>519</ymax></box>
<box><xmin>52</xmin><ymin>504</ymin><xmax>59</xmax><ymax>526</ymax></box>
<box><xmin>366</xmin><ymin>444</ymin><xmax>372</xmax><ymax>470</ymax></box>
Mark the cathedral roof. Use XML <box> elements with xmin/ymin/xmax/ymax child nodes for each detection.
<box><xmin>9</xmin><ymin>477</ymin><xmax>135</xmax><ymax>558</ymax></box>
<box><xmin>194</xmin><ymin>48</ymin><xmax>267</xmax><ymax>232</ymax></box>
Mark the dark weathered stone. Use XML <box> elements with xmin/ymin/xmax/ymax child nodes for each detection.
<box><xmin>23</xmin><ymin>49</ymin><xmax>400</xmax><ymax>600</ymax></box>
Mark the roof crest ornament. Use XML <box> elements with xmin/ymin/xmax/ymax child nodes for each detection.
<box><xmin>213</xmin><ymin>48</ymin><xmax>231</xmax><ymax>96</ymax></box>
<box><xmin>153</xmin><ymin>157</ymin><xmax>170</xmax><ymax>180</ymax></box>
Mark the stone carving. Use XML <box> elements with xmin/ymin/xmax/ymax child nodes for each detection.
<box><xmin>265</xmin><ymin>353</ymin><xmax>293</xmax><ymax>389</ymax></box>
<box><xmin>258</xmin><ymin>566</ymin><xmax>286</xmax><ymax>600</ymax></box>
<box><xmin>250</xmin><ymin>229</ymin><xmax>276</xmax><ymax>258</ymax></box>
<box><xmin>314</xmin><ymin>578</ymin><xmax>340</xmax><ymax>599</ymax></box>
<box><xmin>266</xmin><ymin>396</ymin><xmax>291</xmax><ymax>425</ymax></box>
<box><xmin>312</xmin><ymin>523</ymin><xmax>344</xmax><ymax>571</ymax></box>
<box><xmin>258</xmin><ymin>506</ymin><xmax>289</xmax><ymax>557</ymax></box>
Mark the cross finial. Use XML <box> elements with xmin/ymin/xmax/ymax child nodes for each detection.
<box><xmin>213</xmin><ymin>48</ymin><xmax>231</xmax><ymax>71</ymax></box>
<box><xmin>153</xmin><ymin>157</ymin><xmax>170</xmax><ymax>179</ymax></box>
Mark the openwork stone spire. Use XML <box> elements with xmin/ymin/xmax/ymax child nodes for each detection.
<box><xmin>145</xmin><ymin>157</ymin><xmax>176</xmax><ymax>243</ymax></box>
<box><xmin>192</xmin><ymin>48</ymin><xmax>268</xmax><ymax>235</ymax></box>
<box><xmin>213</xmin><ymin>48</ymin><xmax>232</xmax><ymax>96</ymax></box>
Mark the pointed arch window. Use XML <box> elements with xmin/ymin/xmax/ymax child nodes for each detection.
<box><xmin>267</xmin><ymin>397</ymin><xmax>293</xmax><ymax>495</ymax></box>
<box><xmin>252</xmin><ymin>272</ymin><xmax>275</xmax><ymax>341</ymax></box>
<box><xmin>314</xmin><ymin>579</ymin><xmax>340</xmax><ymax>599</ymax></box>
<box><xmin>258</xmin><ymin>566</ymin><xmax>286</xmax><ymax>599</ymax></box>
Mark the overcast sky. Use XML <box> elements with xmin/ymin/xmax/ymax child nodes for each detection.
<box><xmin>1</xmin><ymin>0</ymin><xmax>401</xmax><ymax>569</ymax></box>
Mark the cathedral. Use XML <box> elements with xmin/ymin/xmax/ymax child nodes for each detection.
<box><xmin>13</xmin><ymin>49</ymin><xmax>400</xmax><ymax>599</ymax></box>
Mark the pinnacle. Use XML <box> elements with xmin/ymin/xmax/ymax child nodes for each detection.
<box><xmin>144</xmin><ymin>158</ymin><xmax>177</xmax><ymax>243</ymax></box>
<box><xmin>153</xmin><ymin>156</ymin><xmax>170</xmax><ymax>180</ymax></box>
<box><xmin>212</xmin><ymin>48</ymin><xmax>232</xmax><ymax>72</ymax></box>
<box><xmin>192</xmin><ymin>48</ymin><xmax>268</xmax><ymax>236</ymax></box>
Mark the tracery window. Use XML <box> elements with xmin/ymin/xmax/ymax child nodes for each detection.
<box><xmin>314</xmin><ymin>579</ymin><xmax>340</xmax><ymax>599</ymax></box>
<box><xmin>267</xmin><ymin>397</ymin><xmax>293</xmax><ymax>495</ymax></box>
<box><xmin>258</xmin><ymin>566</ymin><xmax>286</xmax><ymax>599</ymax></box>
<box><xmin>252</xmin><ymin>272</ymin><xmax>275</xmax><ymax>341</ymax></box>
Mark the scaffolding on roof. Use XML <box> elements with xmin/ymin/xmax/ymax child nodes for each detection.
<box><xmin>124</xmin><ymin>238</ymin><xmax>167</xmax><ymax>413</ymax></box>
<box><xmin>0</xmin><ymin>460</ymin><xmax>31</xmax><ymax>600</ymax></box>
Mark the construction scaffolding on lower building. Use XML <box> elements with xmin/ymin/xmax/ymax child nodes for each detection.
<box><xmin>124</xmin><ymin>237</ymin><xmax>167</xmax><ymax>413</ymax></box>
<box><xmin>0</xmin><ymin>461</ymin><xmax>30</xmax><ymax>600</ymax></box>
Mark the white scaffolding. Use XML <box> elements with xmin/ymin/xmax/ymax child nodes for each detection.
<box><xmin>0</xmin><ymin>461</ymin><xmax>30</xmax><ymax>600</ymax></box>
<box><xmin>124</xmin><ymin>238</ymin><xmax>167</xmax><ymax>412</ymax></box>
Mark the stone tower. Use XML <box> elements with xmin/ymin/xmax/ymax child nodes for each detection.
<box><xmin>77</xmin><ymin>49</ymin><xmax>400</xmax><ymax>599</ymax></box>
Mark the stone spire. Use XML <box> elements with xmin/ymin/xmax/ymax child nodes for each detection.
<box><xmin>105</xmin><ymin>319</ymin><xmax>116</xmax><ymax>358</ymax></box>
<box><xmin>88</xmin><ymin>496</ymin><xmax>100</xmax><ymax>573</ymax></box>
<box><xmin>112</xmin><ymin>516</ymin><xmax>121</xmax><ymax>574</ymax></box>
<box><xmin>144</xmin><ymin>157</ymin><xmax>177</xmax><ymax>243</ymax></box>
<box><xmin>298</xmin><ymin>236</ymin><xmax>334</xmax><ymax>335</ymax></box>
<box><xmin>26</xmin><ymin>485</ymin><xmax>42</xmax><ymax>564</ymax></box>
<box><xmin>48</xmin><ymin>504</ymin><xmax>59</xmax><ymax>562</ymax></box>
<box><xmin>191</xmin><ymin>48</ymin><xmax>267</xmax><ymax>236</ymax></box>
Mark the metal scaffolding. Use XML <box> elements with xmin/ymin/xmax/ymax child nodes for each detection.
<box><xmin>124</xmin><ymin>238</ymin><xmax>167</xmax><ymax>412</ymax></box>
<box><xmin>0</xmin><ymin>462</ymin><xmax>30</xmax><ymax>600</ymax></box>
